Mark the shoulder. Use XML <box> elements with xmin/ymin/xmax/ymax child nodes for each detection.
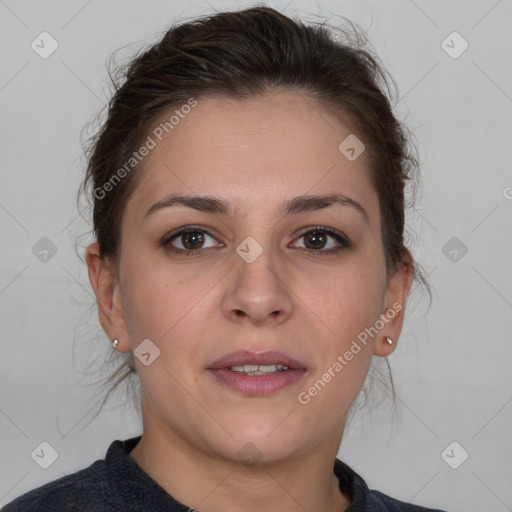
<box><xmin>1</xmin><ymin>460</ymin><xmax>114</xmax><ymax>511</ymax></box>
<box><xmin>0</xmin><ymin>437</ymin><xmax>144</xmax><ymax>512</ymax></box>
<box><xmin>367</xmin><ymin>490</ymin><xmax>449</xmax><ymax>512</ymax></box>
<box><xmin>2</xmin><ymin>435</ymin><xmax>192</xmax><ymax>512</ymax></box>
<box><xmin>334</xmin><ymin>459</ymin><xmax>449</xmax><ymax>512</ymax></box>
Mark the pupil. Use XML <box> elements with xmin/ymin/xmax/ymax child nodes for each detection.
<box><xmin>305</xmin><ymin>232</ymin><xmax>326</xmax><ymax>249</ymax></box>
<box><xmin>183</xmin><ymin>231</ymin><xmax>204</xmax><ymax>249</ymax></box>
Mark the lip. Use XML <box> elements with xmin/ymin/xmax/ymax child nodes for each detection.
<box><xmin>207</xmin><ymin>350</ymin><xmax>307</xmax><ymax>397</ymax></box>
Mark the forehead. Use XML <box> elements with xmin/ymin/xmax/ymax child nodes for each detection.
<box><xmin>125</xmin><ymin>91</ymin><xmax>379</xmax><ymax>224</ymax></box>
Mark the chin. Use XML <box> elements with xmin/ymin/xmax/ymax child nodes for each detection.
<box><xmin>212</xmin><ymin>419</ymin><xmax>306</xmax><ymax>465</ymax></box>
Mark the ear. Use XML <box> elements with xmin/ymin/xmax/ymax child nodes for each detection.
<box><xmin>85</xmin><ymin>242</ymin><xmax>128</xmax><ymax>352</ymax></box>
<box><xmin>373</xmin><ymin>250</ymin><xmax>414</xmax><ymax>357</ymax></box>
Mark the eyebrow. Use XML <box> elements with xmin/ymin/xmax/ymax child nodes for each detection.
<box><xmin>144</xmin><ymin>193</ymin><xmax>369</xmax><ymax>224</ymax></box>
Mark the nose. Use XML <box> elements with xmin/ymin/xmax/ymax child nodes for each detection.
<box><xmin>221</xmin><ymin>239</ymin><xmax>294</xmax><ymax>326</ymax></box>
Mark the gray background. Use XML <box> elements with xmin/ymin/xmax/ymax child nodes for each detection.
<box><xmin>0</xmin><ymin>1</ymin><xmax>511</xmax><ymax>510</ymax></box>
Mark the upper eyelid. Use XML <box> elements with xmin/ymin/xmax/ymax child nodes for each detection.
<box><xmin>165</xmin><ymin>225</ymin><xmax>222</xmax><ymax>243</ymax></box>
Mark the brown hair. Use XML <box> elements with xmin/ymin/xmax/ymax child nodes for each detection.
<box><xmin>79</xmin><ymin>5</ymin><xmax>430</xmax><ymax>417</ymax></box>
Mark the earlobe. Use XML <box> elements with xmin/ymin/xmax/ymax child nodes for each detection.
<box><xmin>374</xmin><ymin>257</ymin><xmax>414</xmax><ymax>357</ymax></box>
<box><xmin>374</xmin><ymin>335</ymin><xmax>396</xmax><ymax>357</ymax></box>
<box><xmin>85</xmin><ymin>243</ymin><xmax>128</xmax><ymax>351</ymax></box>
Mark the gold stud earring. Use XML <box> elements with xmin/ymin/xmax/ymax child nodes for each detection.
<box><xmin>112</xmin><ymin>338</ymin><xmax>119</xmax><ymax>350</ymax></box>
<box><xmin>384</xmin><ymin>336</ymin><xmax>393</xmax><ymax>345</ymax></box>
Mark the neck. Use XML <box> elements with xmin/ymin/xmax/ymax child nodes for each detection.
<box><xmin>129</xmin><ymin>412</ymin><xmax>351</xmax><ymax>512</ymax></box>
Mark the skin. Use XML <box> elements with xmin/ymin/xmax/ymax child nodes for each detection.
<box><xmin>86</xmin><ymin>91</ymin><xmax>412</xmax><ymax>512</ymax></box>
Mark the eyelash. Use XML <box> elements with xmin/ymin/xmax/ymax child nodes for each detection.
<box><xmin>161</xmin><ymin>225</ymin><xmax>352</xmax><ymax>258</ymax></box>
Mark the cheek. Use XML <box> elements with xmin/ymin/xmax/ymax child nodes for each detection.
<box><xmin>119</xmin><ymin>254</ymin><xmax>214</xmax><ymax>349</ymax></box>
<box><xmin>307</xmin><ymin>265</ymin><xmax>384</xmax><ymax>336</ymax></box>
<box><xmin>119</xmin><ymin>245</ymin><xmax>171</xmax><ymax>342</ymax></box>
<box><xmin>298</xmin><ymin>267</ymin><xmax>383</xmax><ymax>399</ymax></box>
<box><xmin>300</xmin><ymin>275</ymin><xmax>379</xmax><ymax>414</ymax></box>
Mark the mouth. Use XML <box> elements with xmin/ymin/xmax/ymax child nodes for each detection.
<box><xmin>207</xmin><ymin>350</ymin><xmax>307</xmax><ymax>396</ymax></box>
<box><xmin>228</xmin><ymin>363</ymin><xmax>291</xmax><ymax>375</ymax></box>
<box><xmin>208</xmin><ymin>350</ymin><xmax>307</xmax><ymax>370</ymax></box>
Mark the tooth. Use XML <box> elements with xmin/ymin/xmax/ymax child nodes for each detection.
<box><xmin>258</xmin><ymin>365</ymin><xmax>277</xmax><ymax>372</ymax></box>
<box><xmin>228</xmin><ymin>364</ymin><xmax>292</xmax><ymax>374</ymax></box>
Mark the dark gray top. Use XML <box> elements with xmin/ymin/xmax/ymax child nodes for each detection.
<box><xmin>2</xmin><ymin>435</ymin><xmax>448</xmax><ymax>511</ymax></box>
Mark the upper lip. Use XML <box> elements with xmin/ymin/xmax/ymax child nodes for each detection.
<box><xmin>208</xmin><ymin>350</ymin><xmax>307</xmax><ymax>370</ymax></box>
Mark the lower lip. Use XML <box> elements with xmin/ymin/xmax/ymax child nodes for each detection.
<box><xmin>208</xmin><ymin>369</ymin><xmax>306</xmax><ymax>396</ymax></box>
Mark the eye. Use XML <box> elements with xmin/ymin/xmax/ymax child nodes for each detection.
<box><xmin>162</xmin><ymin>226</ymin><xmax>222</xmax><ymax>256</ymax></box>
<box><xmin>291</xmin><ymin>226</ymin><xmax>352</xmax><ymax>256</ymax></box>
<box><xmin>161</xmin><ymin>225</ymin><xmax>351</xmax><ymax>258</ymax></box>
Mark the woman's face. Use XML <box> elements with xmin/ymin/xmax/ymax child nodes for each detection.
<box><xmin>88</xmin><ymin>91</ymin><xmax>410</xmax><ymax>464</ymax></box>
